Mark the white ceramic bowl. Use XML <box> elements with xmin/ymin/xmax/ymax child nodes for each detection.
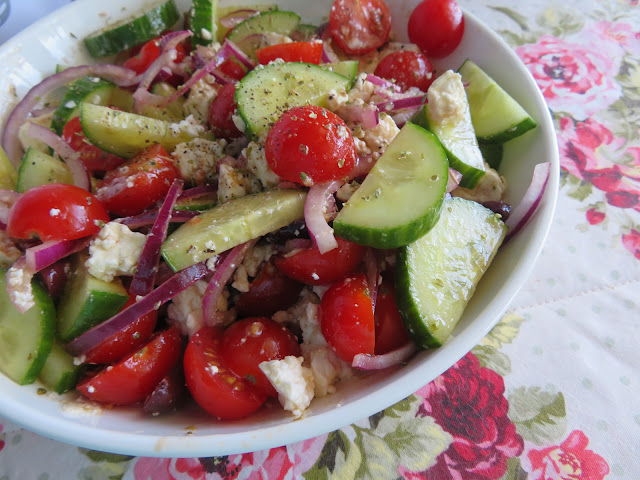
<box><xmin>0</xmin><ymin>0</ymin><xmax>558</xmax><ymax>457</ymax></box>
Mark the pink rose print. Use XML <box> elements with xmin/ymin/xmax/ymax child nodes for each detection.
<box><xmin>133</xmin><ymin>435</ymin><xmax>326</xmax><ymax>479</ymax></box>
<box><xmin>522</xmin><ymin>430</ymin><xmax>610</xmax><ymax>480</ymax></box>
<box><xmin>622</xmin><ymin>229</ymin><xmax>640</xmax><ymax>260</ymax></box>
<box><xmin>516</xmin><ymin>35</ymin><xmax>621</xmax><ymax>119</ymax></box>
<box><xmin>0</xmin><ymin>423</ymin><xmax>4</xmax><ymax>453</ymax></box>
<box><xmin>558</xmin><ymin>116</ymin><xmax>640</xmax><ymax>213</ymax></box>
<box><xmin>587</xmin><ymin>21</ymin><xmax>640</xmax><ymax>57</ymax></box>
<box><xmin>406</xmin><ymin>353</ymin><xmax>523</xmax><ymax>480</ymax></box>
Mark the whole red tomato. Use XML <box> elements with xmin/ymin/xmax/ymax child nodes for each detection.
<box><xmin>408</xmin><ymin>0</ymin><xmax>465</xmax><ymax>58</ymax></box>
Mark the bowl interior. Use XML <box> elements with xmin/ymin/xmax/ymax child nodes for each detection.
<box><xmin>0</xmin><ymin>0</ymin><xmax>558</xmax><ymax>457</ymax></box>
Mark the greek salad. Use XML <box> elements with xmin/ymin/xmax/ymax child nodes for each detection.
<box><xmin>0</xmin><ymin>0</ymin><xmax>549</xmax><ymax>420</ymax></box>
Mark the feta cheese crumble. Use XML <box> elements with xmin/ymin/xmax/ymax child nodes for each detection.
<box><xmin>259</xmin><ymin>356</ymin><xmax>315</xmax><ymax>418</ymax></box>
<box><xmin>426</xmin><ymin>70</ymin><xmax>467</xmax><ymax>124</ymax></box>
<box><xmin>85</xmin><ymin>222</ymin><xmax>146</xmax><ymax>282</ymax></box>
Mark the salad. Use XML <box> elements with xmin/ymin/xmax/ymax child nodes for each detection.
<box><xmin>0</xmin><ymin>0</ymin><xmax>549</xmax><ymax>421</ymax></box>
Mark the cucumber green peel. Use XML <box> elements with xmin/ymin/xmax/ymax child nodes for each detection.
<box><xmin>334</xmin><ymin>122</ymin><xmax>449</xmax><ymax>249</ymax></box>
<box><xmin>395</xmin><ymin>196</ymin><xmax>507</xmax><ymax>349</ymax></box>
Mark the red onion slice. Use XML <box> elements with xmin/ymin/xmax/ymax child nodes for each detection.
<box><xmin>352</xmin><ymin>342</ymin><xmax>418</xmax><ymax>370</ymax></box>
<box><xmin>347</xmin><ymin>154</ymin><xmax>376</xmax><ymax>180</ymax></box>
<box><xmin>219</xmin><ymin>9</ymin><xmax>259</xmax><ymax>28</ymax></box>
<box><xmin>338</xmin><ymin>103</ymin><xmax>379</xmax><ymax>130</ymax></box>
<box><xmin>201</xmin><ymin>239</ymin><xmax>256</xmax><ymax>326</ymax></box>
<box><xmin>6</xmin><ymin>257</ymin><xmax>36</xmax><ymax>313</ymax></box>
<box><xmin>223</xmin><ymin>38</ymin><xmax>258</xmax><ymax>70</ymax></box>
<box><xmin>366</xmin><ymin>74</ymin><xmax>401</xmax><ymax>93</ymax></box>
<box><xmin>25</xmin><ymin>238</ymin><xmax>90</xmax><ymax>272</ymax></box>
<box><xmin>1</xmin><ymin>64</ymin><xmax>137</xmax><ymax>167</ymax></box>
<box><xmin>66</xmin><ymin>260</ymin><xmax>213</xmax><ymax>357</ymax></box>
<box><xmin>375</xmin><ymin>95</ymin><xmax>425</xmax><ymax>114</ymax></box>
<box><xmin>447</xmin><ymin>168</ymin><xmax>463</xmax><ymax>193</ymax></box>
<box><xmin>304</xmin><ymin>180</ymin><xmax>342</xmax><ymax>254</ymax></box>
<box><xmin>25</xmin><ymin>123</ymin><xmax>90</xmax><ymax>190</ymax></box>
<box><xmin>177</xmin><ymin>184</ymin><xmax>217</xmax><ymax>200</ymax></box>
<box><xmin>129</xmin><ymin>179</ymin><xmax>183</xmax><ymax>297</ymax></box>
<box><xmin>117</xmin><ymin>209</ymin><xmax>199</xmax><ymax>229</ymax></box>
<box><xmin>321</xmin><ymin>41</ymin><xmax>340</xmax><ymax>63</ymax></box>
<box><xmin>505</xmin><ymin>162</ymin><xmax>552</xmax><ymax>241</ymax></box>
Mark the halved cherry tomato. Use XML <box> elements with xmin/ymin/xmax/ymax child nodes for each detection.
<box><xmin>217</xmin><ymin>58</ymin><xmax>247</xmax><ymax>81</ymax></box>
<box><xmin>221</xmin><ymin>317</ymin><xmax>301</xmax><ymax>396</ymax></box>
<box><xmin>76</xmin><ymin>327</ymin><xmax>182</xmax><ymax>405</ymax></box>
<box><xmin>208</xmin><ymin>83</ymin><xmax>242</xmax><ymax>139</ymax></box>
<box><xmin>83</xmin><ymin>296</ymin><xmax>159</xmax><ymax>365</ymax></box>
<box><xmin>62</xmin><ymin>116</ymin><xmax>125</xmax><ymax>173</ymax></box>
<box><xmin>7</xmin><ymin>183</ymin><xmax>109</xmax><ymax>241</ymax></box>
<box><xmin>274</xmin><ymin>236</ymin><xmax>365</xmax><ymax>286</ymax></box>
<box><xmin>184</xmin><ymin>326</ymin><xmax>267</xmax><ymax>420</ymax></box>
<box><xmin>235</xmin><ymin>261</ymin><xmax>304</xmax><ymax>316</ymax></box>
<box><xmin>95</xmin><ymin>143</ymin><xmax>180</xmax><ymax>217</ymax></box>
<box><xmin>408</xmin><ymin>0</ymin><xmax>465</xmax><ymax>58</ymax></box>
<box><xmin>123</xmin><ymin>36</ymin><xmax>187</xmax><ymax>75</ymax></box>
<box><xmin>256</xmin><ymin>41</ymin><xmax>323</xmax><ymax>65</ymax></box>
<box><xmin>321</xmin><ymin>273</ymin><xmax>375</xmax><ymax>362</ymax></box>
<box><xmin>265</xmin><ymin>105</ymin><xmax>356</xmax><ymax>185</ymax></box>
<box><xmin>373</xmin><ymin>51</ymin><xmax>436</xmax><ymax>91</ymax></box>
<box><xmin>373</xmin><ymin>278</ymin><xmax>411</xmax><ymax>354</ymax></box>
<box><xmin>329</xmin><ymin>0</ymin><xmax>391</xmax><ymax>55</ymax></box>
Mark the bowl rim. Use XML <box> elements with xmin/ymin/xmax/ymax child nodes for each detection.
<box><xmin>0</xmin><ymin>0</ymin><xmax>559</xmax><ymax>457</ymax></box>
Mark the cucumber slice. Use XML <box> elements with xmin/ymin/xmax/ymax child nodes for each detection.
<box><xmin>162</xmin><ymin>189</ymin><xmax>306</xmax><ymax>271</ymax></box>
<box><xmin>0</xmin><ymin>269</ymin><xmax>55</xmax><ymax>385</ymax></box>
<box><xmin>458</xmin><ymin>59</ymin><xmax>537</xmax><ymax>144</ymax></box>
<box><xmin>235</xmin><ymin>62</ymin><xmax>351</xmax><ymax>139</ymax></box>
<box><xmin>215</xmin><ymin>4</ymin><xmax>276</xmax><ymax>42</ymax></box>
<box><xmin>323</xmin><ymin>60</ymin><xmax>359</xmax><ymax>87</ymax></box>
<box><xmin>479</xmin><ymin>142</ymin><xmax>503</xmax><ymax>170</ymax></box>
<box><xmin>174</xmin><ymin>191</ymin><xmax>217</xmax><ymax>211</ymax></box>
<box><xmin>227</xmin><ymin>10</ymin><xmax>300</xmax><ymax>58</ymax></box>
<box><xmin>84</xmin><ymin>0</ymin><xmax>180</xmax><ymax>58</ymax></box>
<box><xmin>0</xmin><ymin>144</ymin><xmax>18</xmax><ymax>190</ymax></box>
<box><xmin>190</xmin><ymin>0</ymin><xmax>219</xmax><ymax>47</ymax></box>
<box><xmin>333</xmin><ymin>122</ymin><xmax>448</xmax><ymax>249</ymax></box>
<box><xmin>140</xmin><ymin>82</ymin><xmax>186</xmax><ymax>123</ymax></box>
<box><xmin>50</xmin><ymin>76</ymin><xmax>115</xmax><ymax>135</ymax></box>
<box><xmin>38</xmin><ymin>341</ymin><xmax>84</xmax><ymax>394</ymax></box>
<box><xmin>79</xmin><ymin>102</ymin><xmax>212</xmax><ymax>158</ymax></box>
<box><xmin>57</xmin><ymin>254</ymin><xmax>129</xmax><ymax>342</ymax></box>
<box><xmin>17</xmin><ymin>148</ymin><xmax>73</xmax><ymax>192</ymax></box>
<box><xmin>395</xmin><ymin>196</ymin><xmax>507</xmax><ymax>348</ymax></box>
<box><xmin>411</xmin><ymin>72</ymin><xmax>485</xmax><ymax>189</ymax></box>
<box><xmin>293</xmin><ymin>23</ymin><xmax>319</xmax><ymax>41</ymax></box>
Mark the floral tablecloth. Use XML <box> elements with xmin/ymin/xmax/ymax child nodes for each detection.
<box><xmin>1</xmin><ymin>0</ymin><xmax>639</xmax><ymax>478</ymax></box>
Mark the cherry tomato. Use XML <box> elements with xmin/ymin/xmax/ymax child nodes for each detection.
<box><xmin>221</xmin><ymin>317</ymin><xmax>301</xmax><ymax>396</ymax></box>
<box><xmin>76</xmin><ymin>327</ymin><xmax>182</xmax><ymax>405</ymax></box>
<box><xmin>217</xmin><ymin>58</ymin><xmax>247</xmax><ymax>81</ymax></box>
<box><xmin>83</xmin><ymin>296</ymin><xmax>159</xmax><ymax>365</ymax></box>
<box><xmin>95</xmin><ymin>143</ymin><xmax>180</xmax><ymax>217</ymax></box>
<box><xmin>321</xmin><ymin>273</ymin><xmax>375</xmax><ymax>362</ymax></box>
<box><xmin>274</xmin><ymin>236</ymin><xmax>365</xmax><ymax>286</ymax></box>
<box><xmin>373</xmin><ymin>279</ymin><xmax>411</xmax><ymax>354</ymax></box>
<box><xmin>62</xmin><ymin>117</ymin><xmax>125</xmax><ymax>173</ymax></box>
<box><xmin>235</xmin><ymin>261</ymin><xmax>304</xmax><ymax>317</ymax></box>
<box><xmin>265</xmin><ymin>105</ymin><xmax>356</xmax><ymax>185</ymax></box>
<box><xmin>373</xmin><ymin>51</ymin><xmax>435</xmax><ymax>91</ymax></box>
<box><xmin>208</xmin><ymin>83</ymin><xmax>242</xmax><ymax>139</ymax></box>
<box><xmin>256</xmin><ymin>41</ymin><xmax>323</xmax><ymax>65</ymax></box>
<box><xmin>7</xmin><ymin>183</ymin><xmax>109</xmax><ymax>241</ymax></box>
<box><xmin>123</xmin><ymin>36</ymin><xmax>187</xmax><ymax>74</ymax></box>
<box><xmin>184</xmin><ymin>326</ymin><xmax>267</xmax><ymax>420</ymax></box>
<box><xmin>329</xmin><ymin>0</ymin><xmax>391</xmax><ymax>55</ymax></box>
<box><xmin>408</xmin><ymin>0</ymin><xmax>465</xmax><ymax>58</ymax></box>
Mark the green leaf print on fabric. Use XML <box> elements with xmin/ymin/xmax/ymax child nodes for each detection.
<box><xmin>473</xmin><ymin>313</ymin><xmax>525</xmax><ymax>375</ymax></box>
<box><xmin>508</xmin><ymin>387</ymin><xmax>567</xmax><ymax>445</ymax></box>
<box><xmin>473</xmin><ymin>344</ymin><xmax>512</xmax><ymax>376</ymax></box>
<box><xmin>534</xmin><ymin>7</ymin><xmax>585</xmax><ymax>37</ymax></box>
<box><xmin>79</xmin><ymin>449</ymin><xmax>134</xmax><ymax>463</ymax></box>
<box><xmin>500</xmin><ymin>457</ymin><xmax>529</xmax><ymax>480</ymax></box>
<box><xmin>305</xmin><ymin>395</ymin><xmax>451</xmax><ymax>480</ymax></box>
